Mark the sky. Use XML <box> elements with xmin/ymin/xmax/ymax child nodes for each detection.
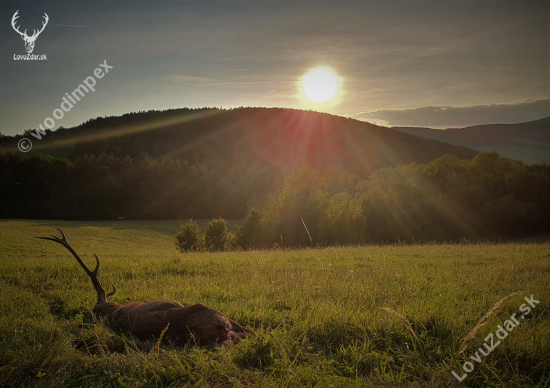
<box><xmin>0</xmin><ymin>0</ymin><xmax>548</xmax><ymax>136</ymax></box>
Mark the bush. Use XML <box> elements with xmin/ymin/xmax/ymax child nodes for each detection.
<box><xmin>235</xmin><ymin>208</ymin><xmax>266</xmax><ymax>249</ymax></box>
<box><xmin>175</xmin><ymin>219</ymin><xmax>204</xmax><ymax>252</ymax></box>
<box><xmin>205</xmin><ymin>218</ymin><xmax>230</xmax><ymax>251</ymax></box>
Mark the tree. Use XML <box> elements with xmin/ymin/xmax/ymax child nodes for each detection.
<box><xmin>175</xmin><ymin>219</ymin><xmax>204</xmax><ymax>252</ymax></box>
<box><xmin>205</xmin><ymin>218</ymin><xmax>230</xmax><ymax>251</ymax></box>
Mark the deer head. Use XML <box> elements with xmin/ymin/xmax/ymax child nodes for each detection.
<box><xmin>11</xmin><ymin>11</ymin><xmax>49</xmax><ymax>54</ymax></box>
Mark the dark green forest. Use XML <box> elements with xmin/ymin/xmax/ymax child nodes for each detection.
<box><xmin>1</xmin><ymin>108</ymin><xmax>548</xmax><ymax>245</ymax></box>
<box><xmin>234</xmin><ymin>153</ymin><xmax>549</xmax><ymax>247</ymax></box>
<box><xmin>1</xmin><ymin>151</ymin><xmax>548</xmax><ymax>245</ymax></box>
<box><xmin>0</xmin><ymin>152</ymin><xmax>276</xmax><ymax>219</ymax></box>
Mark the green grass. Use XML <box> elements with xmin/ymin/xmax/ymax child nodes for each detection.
<box><xmin>0</xmin><ymin>220</ymin><xmax>549</xmax><ymax>387</ymax></box>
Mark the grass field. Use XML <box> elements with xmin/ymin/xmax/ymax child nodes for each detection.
<box><xmin>0</xmin><ymin>220</ymin><xmax>549</xmax><ymax>387</ymax></box>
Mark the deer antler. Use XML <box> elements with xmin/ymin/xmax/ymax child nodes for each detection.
<box><xmin>30</xmin><ymin>13</ymin><xmax>49</xmax><ymax>39</ymax></box>
<box><xmin>11</xmin><ymin>11</ymin><xmax>27</xmax><ymax>39</ymax></box>
<box><xmin>36</xmin><ymin>227</ymin><xmax>116</xmax><ymax>303</ymax></box>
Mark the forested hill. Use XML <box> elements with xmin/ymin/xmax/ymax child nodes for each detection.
<box><xmin>1</xmin><ymin>107</ymin><xmax>477</xmax><ymax>172</ymax></box>
<box><xmin>394</xmin><ymin>117</ymin><xmax>550</xmax><ymax>164</ymax></box>
<box><xmin>1</xmin><ymin>108</ymin><xmax>549</xmax><ymax>234</ymax></box>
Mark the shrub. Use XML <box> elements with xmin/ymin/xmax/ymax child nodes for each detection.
<box><xmin>204</xmin><ymin>218</ymin><xmax>230</xmax><ymax>251</ymax></box>
<box><xmin>175</xmin><ymin>219</ymin><xmax>204</xmax><ymax>252</ymax></box>
<box><xmin>235</xmin><ymin>208</ymin><xmax>266</xmax><ymax>249</ymax></box>
<box><xmin>225</xmin><ymin>231</ymin><xmax>238</xmax><ymax>250</ymax></box>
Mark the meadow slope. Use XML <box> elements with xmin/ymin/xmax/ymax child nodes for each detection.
<box><xmin>0</xmin><ymin>220</ymin><xmax>549</xmax><ymax>387</ymax></box>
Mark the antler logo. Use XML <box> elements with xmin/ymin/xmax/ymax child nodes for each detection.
<box><xmin>11</xmin><ymin>10</ymin><xmax>49</xmax><ymax>54</ymax></box>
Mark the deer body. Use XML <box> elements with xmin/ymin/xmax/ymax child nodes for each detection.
<box><xmin>38</xmin><ymin>228</ymin><xmax>245</xmax><ymax>345</ymax></box>
<box><xmin>95</xmin><ymin>299</ymin><xmax>245</xmax><ymax>344</ymax></box>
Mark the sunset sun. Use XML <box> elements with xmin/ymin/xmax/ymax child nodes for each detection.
<box><xmin>301</xmin><ymin>68</ymin><xmax>339</xmax><ymax>103</ymax></box>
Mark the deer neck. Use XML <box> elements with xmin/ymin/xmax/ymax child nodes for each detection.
<box><xmin>93</xmin><ymin>301</ymin><xmax>121</xmax><ymax>318</ymax></box>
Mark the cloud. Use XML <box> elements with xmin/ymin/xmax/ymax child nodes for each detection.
<box><xmin>354</xmin><ymin>99</ymin><xmax>550</xmax><ymax>128</ymax></box>
<box><xmin>50</xmin><ymin>23</ymin><xmax>90</xmax><ymax>28</ymax></box>
<box><xmin>426</xmin><ymin>47</ymin><xmax>451</xmax><ymax>51</ymax></box>
<box><xmin>157</xmin><ymin>74</ymin><xmax>216</xmax><ymax>84</ymax></box>
<box><xmin>200</xmin><ymin>81</ymin><xmax>274</xmax><ymax>86</ymax></box>
<box><xmin>156</xmin><ymin>74</ymin><xmax>275</xmax><ymax>86</ymax></box>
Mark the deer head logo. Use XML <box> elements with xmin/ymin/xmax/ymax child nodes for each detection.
<box><xmin>11</xmin><ymin>11</ymin><xmax>49</xmax><ymax>54</ymax></box>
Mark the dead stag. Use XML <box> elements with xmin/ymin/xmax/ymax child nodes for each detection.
<box><xmin>37</xmin><ymin>227</ymin><xmax>246</xmax><ymax>345</ymax></box>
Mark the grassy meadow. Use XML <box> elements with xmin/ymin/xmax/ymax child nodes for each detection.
<box><xmin>0</xmin><ymin>220</ymin><xmax>549</xmax><ymax>387</ymax></box>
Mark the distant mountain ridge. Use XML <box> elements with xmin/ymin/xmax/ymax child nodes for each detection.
<box><xmin>394</xmin><ymin>118</ymin><xmax>550</xmax><ymax>164</ymax></box>
<box><xmin>0</xmin><ymin>107</ymin><xmax>477</xmax><ymax>172</ymax></box>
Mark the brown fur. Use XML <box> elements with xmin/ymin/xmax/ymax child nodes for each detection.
<box><xmin>38</xmin><ymin>228</ymin><xmax>246</xmax><ymax>345</ymax></box>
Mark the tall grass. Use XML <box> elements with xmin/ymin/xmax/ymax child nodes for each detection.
<box><xmin>0</xmin><ymin>220</ymin><xmax>548</xmax><ymax>387</ymax></box>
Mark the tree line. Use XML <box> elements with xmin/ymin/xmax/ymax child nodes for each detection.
<box><xmin>230</xmin><ymin>152</ymin><xmax>549</xmax><ymax>248</ymax></box>
<box><xmin>1</xmin><ymin>151</ymin><xmax>548</xmax><ymax>246</ymax></box>
<box><xmin>0</xmin><ymin>152</ymin><xmax>279</xmax><ymax>220</ymax></box>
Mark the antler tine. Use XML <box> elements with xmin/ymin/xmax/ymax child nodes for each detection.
<box><xmin>106</xmin><ymin>285</ymin><xmax>117</xmax><ymax>297</ymax></box>
<box><xmin>36</xmin><ymin>235</ymin><xmax>61</xmax><ymax>243</ymax></box>
<box><xmin>32</xmin><ymin>13</ymin><xmax>49</xmax><ymax>38</ymax></box>
<box><xmin>11</xmin><ymin>11</ymin><xmax>26</xmax><ymax>38</ymax></box>
<box><xmin>36</xmin><ymin>227</ymin><xmax>94</xmax><ymax>277</ymax></box>
<box><xmin>55</xmin><ymin>226</ymin><xmax>66</xmax><ymax>241</ymax></box>
<box><xmin>92</xmin><ymin>254</ymin><xmax>101</xmax><ymax>275</ymax></box>
<box><xmin>37</xmin><ymin>227</ymin><xmax>68</xmax><ymax>245</ymax></box>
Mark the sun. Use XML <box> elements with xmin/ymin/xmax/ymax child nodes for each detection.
<box><xmin>301</xmin><ymin>68</ymin><xmax>339</xmax><ymax>103</ymax></box>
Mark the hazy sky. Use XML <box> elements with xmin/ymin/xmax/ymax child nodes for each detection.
<box><xmin>1</xmin><ymin>0</ymin><xmax>548</xmax><ymax>135</ymax></box>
